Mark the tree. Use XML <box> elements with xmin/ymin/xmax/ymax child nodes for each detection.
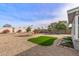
<box><xmin>48</xmin><ymin>22</ymin><xmax>57</xmax><ymax>33</ymax></box>
<box><xmin>12</xmin><ymin>27</ymin><xmax>15</xmax><ymax>32</ymax></box>
<box><xmin>33</xmin><ymin>27</ymin><xmax>41</xmax><ymax>34</ymax></box>
<box><xmin>55</xmin><ymin>22</ymin><xmax>66</xmax><ymax>30</ymax></box>
<box><xmin>48</xmin><ymin>21</ymin><xmax>68</xmax><ymax>34</ymax></box>
<box><xmin>33</xmin><ymin>29</ymin><xmax>39</xmax><ymax>34</ymax></box>
<box><xmin>55</xmin><ymin>21</ymin><xmax>68</xmax><ymax>34</ymax></box>
<box><xmin>26</xmin><ymin>26</ymin><xmax>32</xmax><ymax>32</ymax></box>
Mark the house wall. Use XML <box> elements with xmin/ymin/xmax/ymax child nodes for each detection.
<box><xmin>72</xmin><ymin>15</ymin><xmax>79</xmax><ymax>50</ymax></box>
<box><xmin>0</xmin><ymin>27</ymin><xmax>27</xmax><ymax>33</ymax></box>
<box><xmin>67</xmin><ymin>7</ymin><xmax>79</xmax><ymax>50</ymax></box>
<box><xmin>14</xmin><ymin>27</ymin><xmax>26</xmax><ymax>33</ymax></box>
<box><xmin>0</xmin><ymin>27</ymin><xmax>13</xmax><ymax>33</ymax></box>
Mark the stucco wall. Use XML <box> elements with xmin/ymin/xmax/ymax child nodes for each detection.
<box><xmin>0</xmin><ymin>27</ymin><xmax>27</xmax><ymax>33</ymax></box>
<box><xmin>0</xmin><ymin>27</ymin><xmax>13</xmax><ymax>33</ymax></box>
<box><xmin>14</xmin><ymin>27</ymin><xmax>26</xmax><ymax>33</ymax></box>
<box><xmin>71</xmin><ymin>15</ymin><xmax>79</xmax><ymax>50</ymax></box>
<box><xmin>0</xmin><ymin>27</ymin><xmax>34</xmax><ymax>34</ymax></box>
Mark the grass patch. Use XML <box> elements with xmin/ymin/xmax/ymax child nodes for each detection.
<box><xmin>28</xmin><ymin>36</ymin><xmax>57</xmax><ymax>46</ymax></box>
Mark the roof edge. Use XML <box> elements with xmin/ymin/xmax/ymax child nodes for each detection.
<box><xmin>67</xmin><ymin>7</ymin><xmax>79</xmax><ymax>14</ymax></box>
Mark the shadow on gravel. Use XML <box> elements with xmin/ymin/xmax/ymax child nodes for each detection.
<box><xmin>15</xmin><ymin>45</ymin><xmax>54</xmax><ymax>56</ymax></box>
<box><xmin>15</xmin><ymin>45</ymin><xmax>79</xmax><ymax>56</ymax></box>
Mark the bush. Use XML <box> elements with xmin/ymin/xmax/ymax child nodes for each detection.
<box><xmin>62</xmin><ymin>37</ymin><xmax>73</xmax><ymax>48</ymax></box>
<box><xmin>2</xmin><ymin>29</ymin><xmax>10</xmax><ymax>33</ymax></box>
<box><xmin>33</xmin><ymin>29</ymin><xmax>40</xmax><ymax>34</ymax></box>
<box><xmin>17</xmin><ymin>30</ymin><xmax>22</xmax><ymax>33</ymax></box>
<box><xmin>26</xmin><ymin>26</ymin><xmax>31</xmax><ymax>32</ymax></box>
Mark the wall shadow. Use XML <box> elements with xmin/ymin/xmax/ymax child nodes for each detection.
<box><xmin>15</xmin><ymin>45</ymin><xmax>79</xmax><ymax>56</ymax></box>
<box><xmin>15</xmin><ymin>45</ymin><xmax>54</xmax><ymax>56</ymax></box>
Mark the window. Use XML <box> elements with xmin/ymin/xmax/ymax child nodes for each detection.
<box><xmin>73</xmin><ymin>19</ymin><xmax>75</xmax><ymax>35</ymax></box>
<box><xmin>78</xmin><ymin>16</ymin><xmax>79</xmax><ymax>38</ymax></box>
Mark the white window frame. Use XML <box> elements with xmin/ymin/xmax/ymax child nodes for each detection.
<box><xmin>72</xmin><ymin>19</ymin><xmax>75</xmax><ymax>36</ymax></box>
<box><xmin>74</xmin><ymin>15</ymin><xmax>78</xmax><ymax>40</ymax></box>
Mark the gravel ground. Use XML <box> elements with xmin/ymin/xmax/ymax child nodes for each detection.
<box><xmin>0</xmin><ymin>33</ymin><xmax>79</xmax><ymax>56</ymax></box>
<box><xmin>0</xmin><ymin>33</ymin><xmax>36</xmax><ymax>56</ymax></box>
<box><xmin>16</xmin><ymin>45</ymin><xmax>79</xmax><ymax>56</ymax></box>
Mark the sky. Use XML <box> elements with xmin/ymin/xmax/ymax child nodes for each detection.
<box><xmin>0</xmin><ymin>3</ymin><xmax>79</xmax><ymax>28</ymax></box>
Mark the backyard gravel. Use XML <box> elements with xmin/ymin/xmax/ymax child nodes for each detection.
<box><xmin>0</xmin><ymin>33</ymin><xmax>79</xmax><ymax>56</ymax></box>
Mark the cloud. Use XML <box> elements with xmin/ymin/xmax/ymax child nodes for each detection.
<box><xmin>0</xmin><ymin>3</ymin><xmax>79</xmax><ymax>28</ymax></box>
<box><xmin>27</xmin><ymin>3</ymin><xmax>79</xmax><ymax>28</ymax></box>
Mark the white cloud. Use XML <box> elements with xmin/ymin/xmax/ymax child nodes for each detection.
<box><xmin>28</xmin><ymin>3</ymin><xmax>79</xmax><ymax>28</ymax></box>
<box><xmin>1</xmin><ymin>3</ymin><xmax>79</xmax><ymax>28</ymax></box>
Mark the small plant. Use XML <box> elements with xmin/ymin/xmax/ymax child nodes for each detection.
<box><xmin>62</xmin><ymin>37</ymin><xmax>73</xmax><ymax>48</ymax></box>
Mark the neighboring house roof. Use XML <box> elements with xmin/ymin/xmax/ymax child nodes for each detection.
<box><xmin>3</xmin><ymin>24</ymin><xmax>12</xmax><ymax>27</ymax></box>
<box><xmin>67</xmin><ymin>7</ymin><xmax>79</xmax><ymax>23</ymax></box>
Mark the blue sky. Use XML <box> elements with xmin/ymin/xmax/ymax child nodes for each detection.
<box><xmin>0</xmin><ymin>3</ymin><xmax>79</xmax><ymax>28</ymax></box>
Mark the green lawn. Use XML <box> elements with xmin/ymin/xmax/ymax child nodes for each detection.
<box><xmin>28</xmin><ymin>36</ymin><xmax>57</xmax><ymax>46</ymax></box>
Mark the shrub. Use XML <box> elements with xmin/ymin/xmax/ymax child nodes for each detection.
<box><xmin>2</xmin><ymin>29</ymin><xmax>10</xmax><ymax>33</ymax></box>
<box><xmin>17</xmin><ymin>30</ymin><xmax>22</xmax><ymax>33</ymax></box>
<box><xmin>26</xmin><ymin>26</ymin><xmax>31</xmax><ymax>32</ymax></box>
<box><xmin>62</xmin><ymin>37</ymin><xmax>73</xmax><ymax>48</ymax></box>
